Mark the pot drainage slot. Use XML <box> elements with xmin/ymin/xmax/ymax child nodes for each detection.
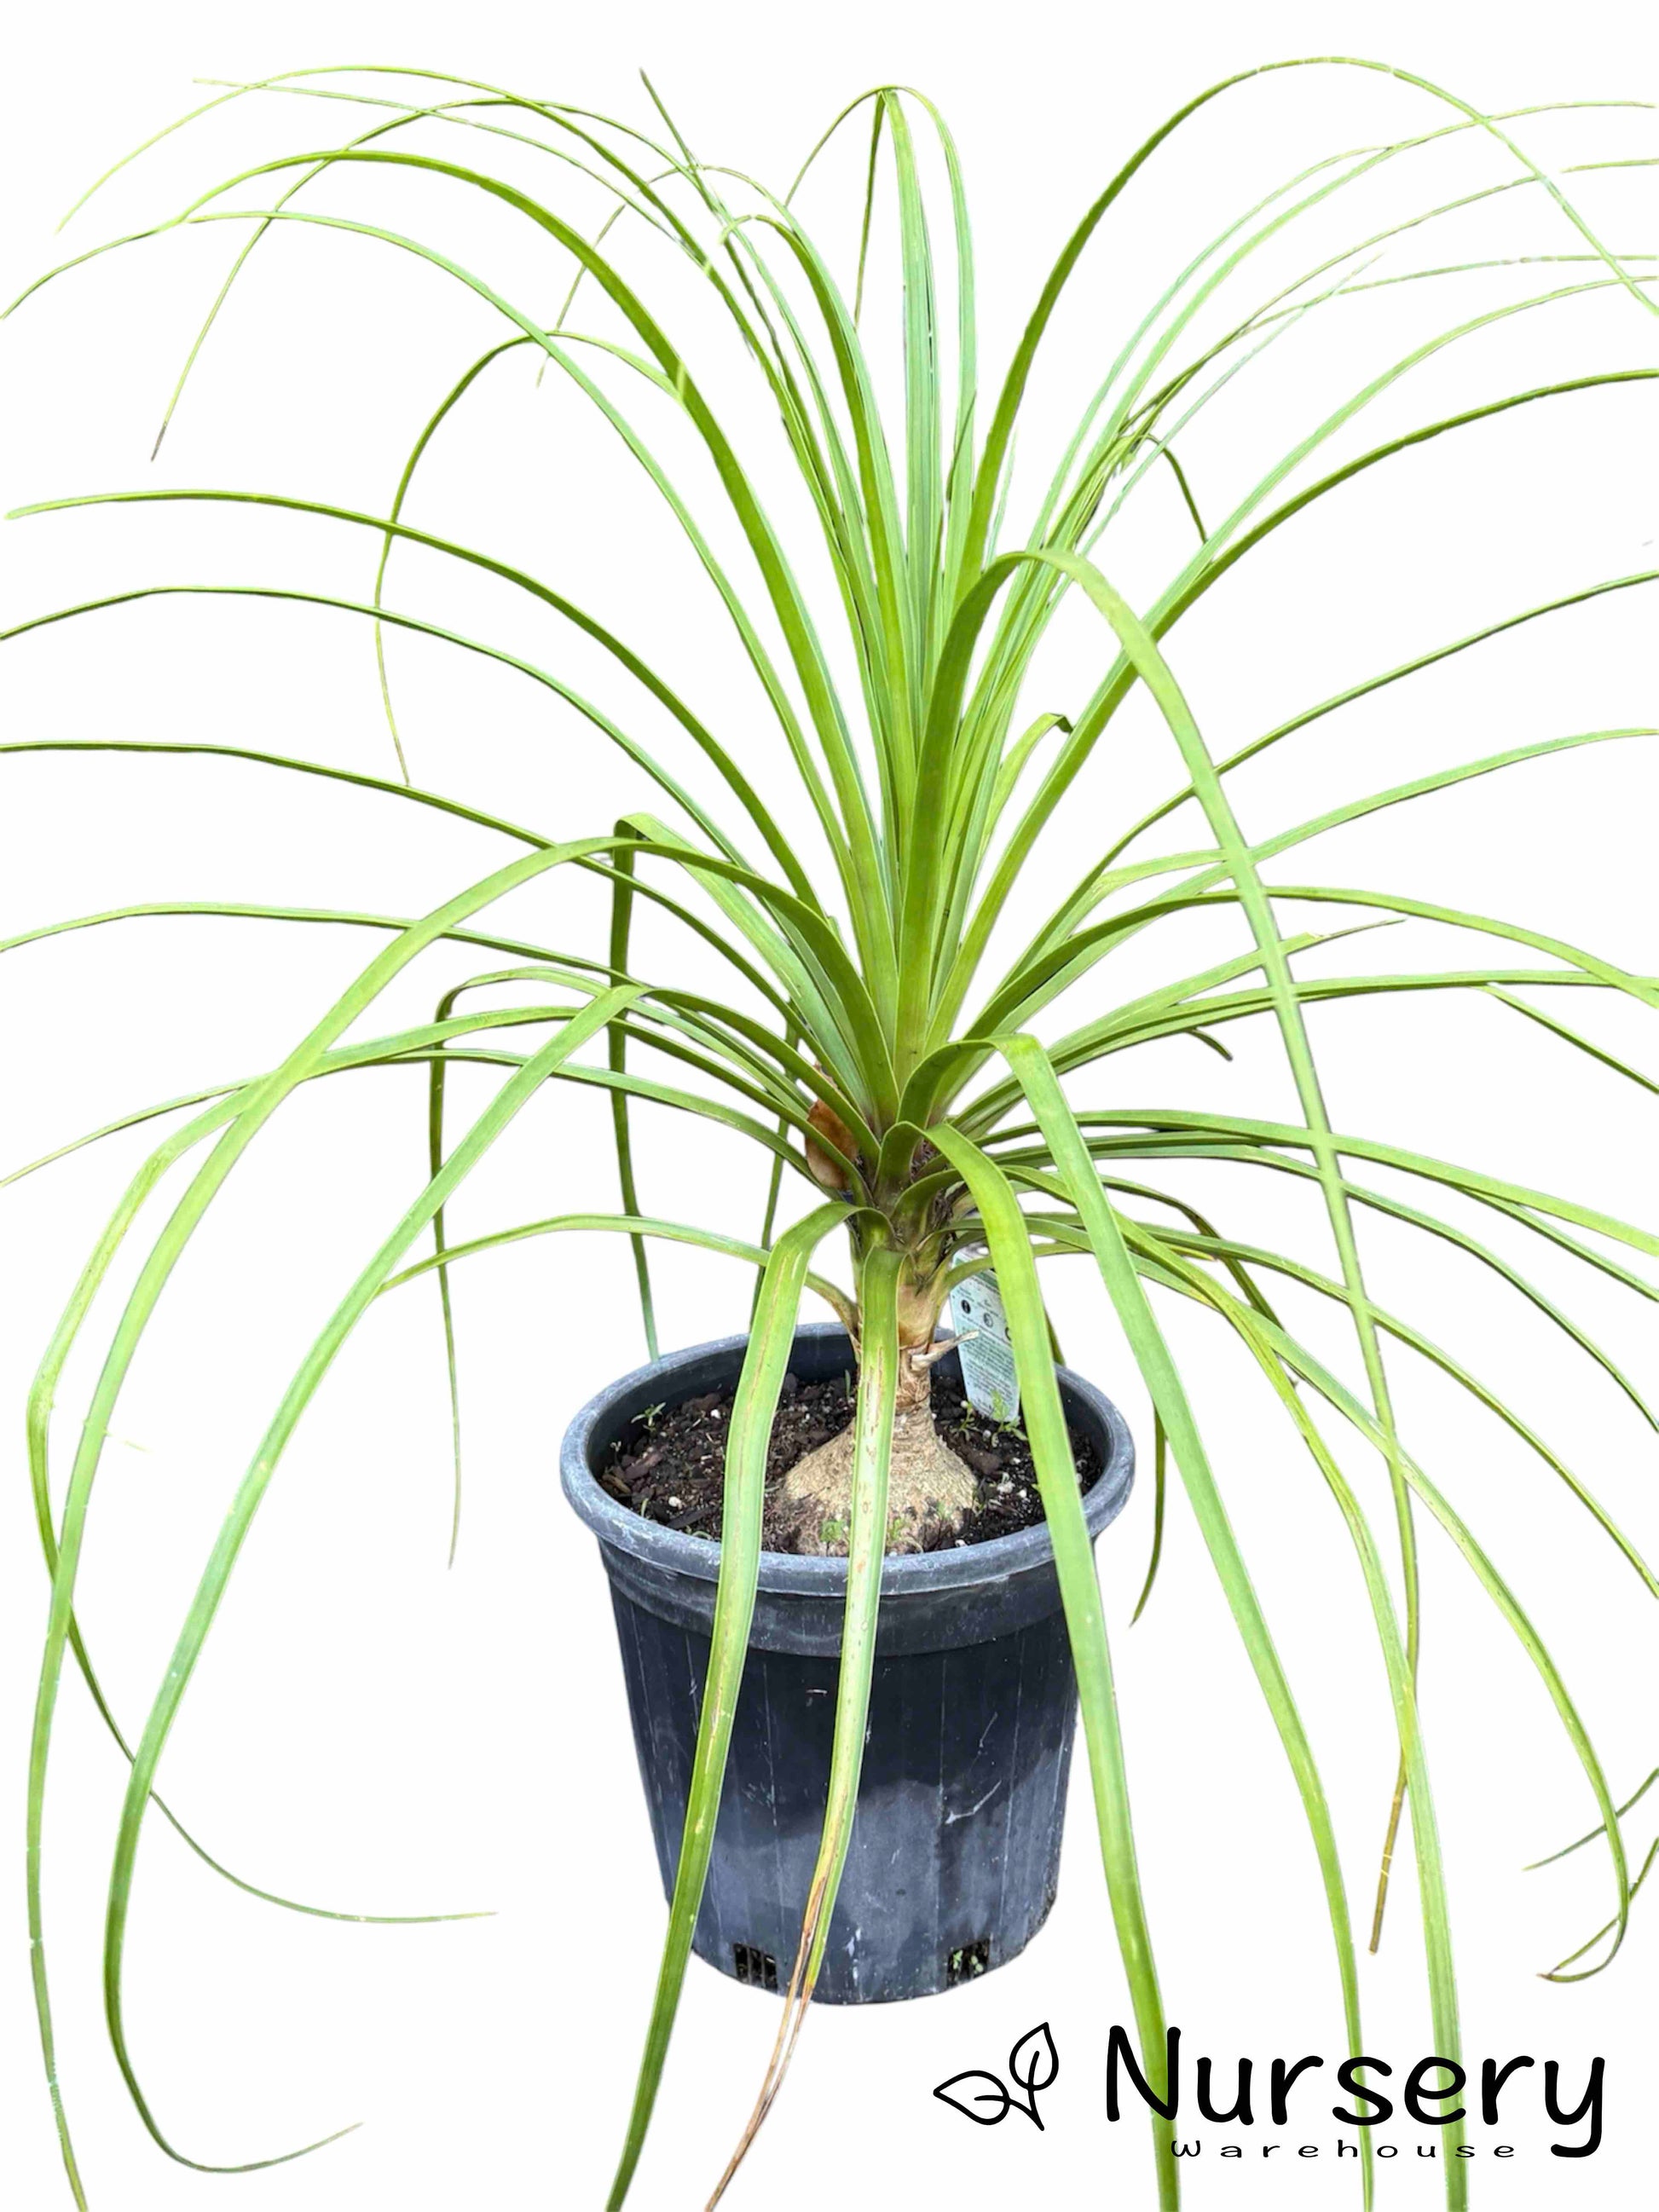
<box><xmin>733</xmin><ymin>1943</ymin><xmax>778</xmax><ymax>1991</ymax></box>
<box><xmin>946</xmin><ymin>1939</ymin><xmax>991</xmax><ymax>1986</ymax></box>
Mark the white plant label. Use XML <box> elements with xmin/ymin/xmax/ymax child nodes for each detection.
<box><xmin>947</xmin><ymin>1259</ymin><xmax>1020</xmax><ymax>1424</ymax></box>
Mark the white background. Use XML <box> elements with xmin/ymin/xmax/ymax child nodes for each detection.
<box><xmin>1</xmin><ymin>3</ymin><xmax>1655</xmax><ymax>2209</ymax></box>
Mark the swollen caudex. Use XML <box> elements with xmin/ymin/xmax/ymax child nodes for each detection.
<box><xmin>769</xmin><ymin>1345</ymin><xmax>977</xmax><ymax>1556</ymax></box>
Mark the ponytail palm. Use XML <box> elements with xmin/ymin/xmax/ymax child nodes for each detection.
<box><xmin>6</xmin><ymin>56</ymin><xmax>1656</xmax><ymax>2212</ymax></box>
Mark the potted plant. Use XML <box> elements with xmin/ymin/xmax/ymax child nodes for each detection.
<box><xmin>5</xmin><ymin>55</ymin><xmax>1655</xmax><ymax>2212</ymax></box>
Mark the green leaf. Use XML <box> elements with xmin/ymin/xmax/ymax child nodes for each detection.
<box><xmin>706</xmin><ymin>1239</ymin><xmax>901</xmax><ymax>2201</ymax></box>
<box><xmin>996</xmin><ymin>1037</ymin><xmax>1381</xmax><ymax>2209</ymax></box>
<box><xmin>928</xmin><ymin>1120</ymin><xmax>1181</xmax><ymax>2209</ymax></box>
<box><xmin>607</xmin><ymin>1202</ymin><xmax>851</xmax><ymax>2209</ymax></box>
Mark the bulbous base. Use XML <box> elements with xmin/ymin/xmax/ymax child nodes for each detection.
<box><xmin>769</xmin><ymin>1357</ymin><xmax>978</xmax><ymax>1554</ymax></box>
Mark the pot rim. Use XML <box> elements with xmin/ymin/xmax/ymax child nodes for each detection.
<box><xmin>559</xmin><ymin>1321</ymin><xmax>1134</xmax><ymax>1598</ymax></box>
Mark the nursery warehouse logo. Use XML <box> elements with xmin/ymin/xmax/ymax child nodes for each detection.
<box><xmin>933</xmin><ymin>2026</ymin><xmax>1606</xmax><ymax>2163</ymax></box>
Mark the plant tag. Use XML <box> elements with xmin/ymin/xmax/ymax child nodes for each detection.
<box><xmin>947</xmin><ymin>1259</ymin><xmax>1020</xmax><ymax>1424</ymax></box>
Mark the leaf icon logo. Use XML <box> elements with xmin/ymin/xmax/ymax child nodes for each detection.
<box><xmin>934</xmin><ymin>2023</ymin><xmax>1058</xmax><ymax>2130</ymax></box>
<box><xmin>1009</xmin><ymin>2021</ymin><xmax>1060</xmax><ymax>2102</ymax></box>
<box><xmin>933</xmin><ymin>2070</ymin><xmax>1013</xmax><ymax>2126</ymax></box>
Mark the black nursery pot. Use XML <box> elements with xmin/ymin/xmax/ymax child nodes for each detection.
<box><xmin>560</xmin><ymin>1323</ymin><xmax>1134</xmax><ymax>2004</ymax></box>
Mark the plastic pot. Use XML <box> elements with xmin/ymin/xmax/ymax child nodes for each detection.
<box><xmin>560</xmin><ymin>1322</ymin><xmax>1134</xmax><ymax>2003</ymax></box>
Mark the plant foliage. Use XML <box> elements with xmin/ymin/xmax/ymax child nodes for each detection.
<box><xmin>5</xmin><ymin>55</ymin><xmax>1657</xmax><ymax>2212</ymax></box>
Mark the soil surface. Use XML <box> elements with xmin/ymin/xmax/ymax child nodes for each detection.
<box><xmin>598</xmin><ymin>1367</ymin><xmax>1101</xmax><ymax>1553</ymax></box>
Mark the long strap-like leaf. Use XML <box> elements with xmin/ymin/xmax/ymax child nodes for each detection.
<box><xmin>26</xmin><ymin>839</ymin><xmax>620</xmax><ymax>2196</ymax></box>
<box><xmin>99</xmin><ymin>990</ymin><xmax>648</xmax><ymax>2163</ymax></box>
<box><xmin>607</xmin><ymin>1201</ymin><xmax>852</xmax><ymax>2210</ymax></box>
<box><xmin>705</xmin><ymin>1238</ymin><xmax>901</xmax><ymax>2205</ymax></box>
<box><xmin>928</xmin><ymin>1122</ymin><xmax>1180</xmax><ymax>2210</ymax></box>
<box><xmin>997</xmin><ymin>1038</ymin><xmax>1384</xmax><ymax>2209</ymax></box>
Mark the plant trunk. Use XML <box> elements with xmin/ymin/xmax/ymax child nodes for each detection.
<box><xmin>770</xmin><ymin>1328</ymin><xmax>976</xmax><ymax>1556</ymax></box>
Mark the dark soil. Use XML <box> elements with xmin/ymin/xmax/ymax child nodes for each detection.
<box><xmin>598</xmin><ymin>1366</ymin><xmax>1101</xmax><ymax>1553</ymax></box>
